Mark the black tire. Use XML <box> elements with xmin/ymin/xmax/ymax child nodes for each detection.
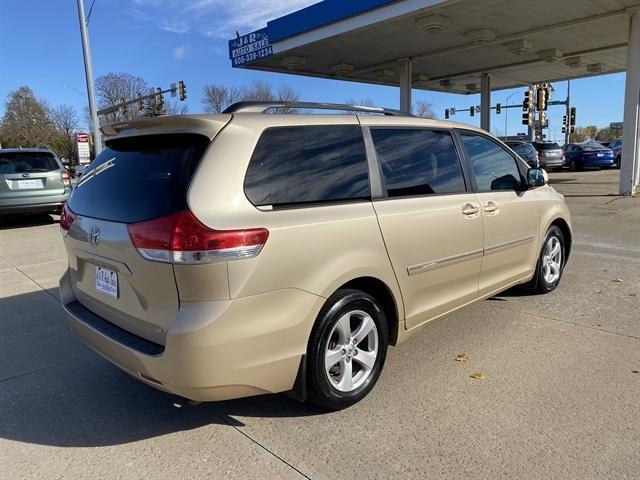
<box><xmin>616</xmin><ymin>155</ymin><xmax>621</xmax><ymax>168</ymax></box>
<box><xmin>569</xmin><ymin>159</ymin><xmax>578</xmax><ymax>172</ymax></box>
<box><xmin>530</xmin><ymin>226</ymin><xmax>566</xmax><ymax>294</ymax></box>
<box><xmin>307</xmin><ymin>289</ymin><xmax>388</xmax><ymax>410</ymax></box>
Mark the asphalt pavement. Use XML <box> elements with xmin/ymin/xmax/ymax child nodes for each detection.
<box><xmin>0</xmin><ymin>168</ymin><xmax>638</xmax><ymax>479</ymax></box>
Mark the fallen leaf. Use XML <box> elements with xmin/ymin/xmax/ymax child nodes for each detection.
<box><xmin>455</xmin><ymin>352</ymin><xmax>469</xmax><ymax>363</ymax></box>
<box><xmin>612</xmin><ymin>278</ymin><xmax>624</xmax><ymax>283</ymax></box>
<box><xmin>470</xmin><ymin>372</ymin><xmax>485</xmax><ymax>380</ymax></box>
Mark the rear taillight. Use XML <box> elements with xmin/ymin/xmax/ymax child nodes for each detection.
<box><xmin>61</xmin><ymin>170</ymin><xmax>71</xmax><ymax>186</ymax></box>
<box><xmin>60</xmin><ymin>203</ymin><xmax>76</xmax><ymax>232</ymax></box>
<box><xmin>127</xmin><ymin>210</ymin><xmax>269</xmax><ymax>264</ymax></box>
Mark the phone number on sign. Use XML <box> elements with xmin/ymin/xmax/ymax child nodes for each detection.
<box><xmin>233</xmin><ymin>46</ymin><xmax>273</xmax><ymax>66</ymax></box>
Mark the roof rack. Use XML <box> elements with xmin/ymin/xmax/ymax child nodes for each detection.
<box><xmin>222</xmin><ymin>101</ymin><xmax>410</xmax><ymax>117</ymax></box>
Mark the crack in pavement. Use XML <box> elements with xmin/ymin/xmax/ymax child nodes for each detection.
<box><xmin>203</xmin><ymin>404</ymin><xmax>311</xmax><ymax>480</ymax></box>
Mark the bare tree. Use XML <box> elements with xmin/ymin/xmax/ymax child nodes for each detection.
<box><xmin>95</xmin><ymin>72</ymin><xmax>185</xmax><ymax>124</ymax></box>
<box><xmin>202</xmin><ymin>84</ymin><xmax>241</xmax><ymax>113</ymax></box>
<box><xmin>0</xmin><ymin>86</ymin><xmax>55</xmax><ymax>147</ymax></box>
<box><xmin>413</xmin><ymin>100</ymin><xmax>437</xmax><ymax>119</ymax></box>
<box><xmin>50</xmin><ymin>105</ymin><xmax>79</xmax><ymax>163</ymax></box>
<box><xmin>95</xmin><ymin>72</ymin><xmax>148</xmax><ymax>124</ymax></box>
<box><xmin>241</xmin><ymin>79</ymin><xmax>273</xmax><ymax>101</ymax></box>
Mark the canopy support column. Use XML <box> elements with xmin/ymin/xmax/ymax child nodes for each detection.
<box><xmin>481</xmin><ymin>73</ymin><xmax>491</xmax><ymax>132</ymax></box>
<box><xmin>620</xmin><ymin>7</ymin><xmax>640</xmax><ymax>196</ymax></box>
<box><xmin>399</xmin><ymin>58</ymin><xmax>412</xmax><ymax>114</ymax></box>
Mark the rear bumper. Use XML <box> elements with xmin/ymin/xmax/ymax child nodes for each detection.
<box><xmin>59</xmin><ymin>268</ymin><xmax>324</xmax><ymax>401</ymax></box>
<box><xmin>0</xmin><ymin>191</ymin><xmax>70</xmax><ymax>214</ymax></box>
<box><xmin>540</xmin><ymin>158</ymin><xmax>563</xmax><ymax>168</ymax></box>
<box><xmin>582</xmin><ymin>157</ymin><xmax>615</xmax><ymax>167</ymax></box>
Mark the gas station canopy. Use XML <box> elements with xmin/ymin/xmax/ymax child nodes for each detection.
<box><xmin>228</xmin><ymin>0</ymin><xmax>640</xmax><ymax>195</ymax></box>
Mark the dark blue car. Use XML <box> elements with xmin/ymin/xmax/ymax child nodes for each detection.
<box><xmin>563</xmin><ymin>142</ymin><xmax>614</xmax><ymax>171</ymax></box>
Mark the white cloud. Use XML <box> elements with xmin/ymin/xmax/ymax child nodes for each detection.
<box><xmin>173</xmin><ymin>46</ymin><xmax>187</xmax><ymax>60</ymax></box>
<box><xmin>127</xmin><ymin>0</ymin><xmax>317</xmax><ymax>39</ymax></box>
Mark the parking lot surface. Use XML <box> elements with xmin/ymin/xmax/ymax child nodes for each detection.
<box><xmin>1</xmin><ymin>169</ymin><xmax>638</xmax><ymax>479</ymax></box>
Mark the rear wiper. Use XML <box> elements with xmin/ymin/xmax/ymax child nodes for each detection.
<box><xmin>76</xmin><ymin>157</ymin><xmax>116</xmax><ymax>188</ymax></box>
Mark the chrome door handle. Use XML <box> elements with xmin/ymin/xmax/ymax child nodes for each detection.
<box><xmin>484</xmin><ymin>201</ymin><xmax>500</xmax><ymax>214</ymax></box>
<box><xmin>462</xmin><ymin>203</ymin><xmax>480</xmax><ymax>216</ymax></box>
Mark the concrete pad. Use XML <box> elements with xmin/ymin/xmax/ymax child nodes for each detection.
<box><xmin>209</xmin><ymin>304</ymin><xmax>640</xmax><ymax>480</ymax></box>
<box><xmin>0</xmin><ymin>357</ymin><xmax>303</xmax><ymax>480</ymax></box>
<box><xmin>0</xmin><ymin>286</ymin><xmax>90</xmax><ymax>381</ymax></box>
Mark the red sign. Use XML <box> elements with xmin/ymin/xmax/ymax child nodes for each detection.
<box><xmin>76</xmin><ymin>133</ymin><xmax>89</xmax><ymax>143</ymax></box>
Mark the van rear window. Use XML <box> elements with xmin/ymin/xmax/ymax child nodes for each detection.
<box><xmin>0</xmin><ymin>152</ymin><xmax>59</xmax><ymax>174</ymax></box>
<box><xmin>244</xmin><ymin>125</ymin><xmax>370</xmax><ymax>207</ymax></box>
<box><xmin>67</xmin><ymin>134</ymin><xmax>209</xmax><ymax>223</ymax></box>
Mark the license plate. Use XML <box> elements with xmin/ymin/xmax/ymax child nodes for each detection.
<box><xmin>96</xmin><ymin>267</ymin><xmax>118</xmax><ymax>298</ymax></box>
<box><xmin>16</xmin><ymin>179</ymin><xmax>42</xmax><ymax>189</ymax></box>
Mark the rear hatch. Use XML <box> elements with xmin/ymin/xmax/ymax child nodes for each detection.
<box><xmin>0</xmin><ymin>151</ymin><xmax>65</xmax><ymax>201</ymax></box>
<box><xmin>62</xmin><ymin>119</ymin><xmax>228</xmax><ymax>345</ymax></box>
<box><xmin>536</xmin><ymin>143</ymin><xmax>563</xmax><ymax>161</ymax></box>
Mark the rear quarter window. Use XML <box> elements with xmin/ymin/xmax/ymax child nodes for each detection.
<box><xmin>244</xmin><ymin>125</ymin><xmax>370</xmax><ymax>207</ymax></box>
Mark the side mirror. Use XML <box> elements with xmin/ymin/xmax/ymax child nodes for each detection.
<box><xmin>527</xmin><ymin>167</ymin><xmax>547</xmax><ymax>188</ymax></box>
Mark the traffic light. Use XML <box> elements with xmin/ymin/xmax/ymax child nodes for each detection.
<box><xmin>522</xmin><ymin>111</ymin><xmax>533</xmax><ymax>126</ymax></box>
<box><xmin>536</xmin><ymin>86</ymin><xmax>548</xmax><ymax>111</ymax></box>
<box><xmin>445</xmin><ymin>109</ymin><xmax>450</xmax><ymax>119</ymax></box>
<box><xmin>496</xmin><ymin>103</ymin><xmax>501</xmax><ymax>114</ymax></box>
<box><xmin>570</xmin><ymin>126</ymin><xmax>575</xmax><ymax>133</ymax></box>
<box><xmin>562</xmin><ymin>127</ymin><xmax>567</xmax><ymax>134</ymax></box>
<box><xmin>523</xmin><ymin>87</ymin><xmax>534</xmax><ymax>111</ymax></box>
<box><xmin>569</xmin><ymin>107</ymin><xmax>576</xmax><ymax>126</ymax></box>
<box><xmin>470</xmin><ymin>106</ymin><xmax>475</xmax><ymax>117</ymax></box>
<box><xmin>154</xmin><ymin>87</ymin><xmax>164</xmax><ymax>108</ymax></box>
<box><xmin>178</xmin><ymin>80</ymin><xmax>187</xmax><ymax>101</ymax></box>
<box><xmin>562</xmin><ymin>115</ymin><xmax>568</xmax><ymax>126</ymax></box>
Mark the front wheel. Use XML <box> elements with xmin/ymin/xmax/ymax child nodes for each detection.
<box><xmin>531</xmin><ymin>226</ymin><xmax>566</xmax><ymax>293</ymax></box>
<box><xmin>307</xmin><ymin>289</ymin><xmax>388</xmax><ymax>410</ymax></box>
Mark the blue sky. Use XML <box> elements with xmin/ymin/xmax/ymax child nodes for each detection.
<box><xmin>0</xmin><ymin>0</ymin><xmax>627</xmax><ymax>142</ymax></box>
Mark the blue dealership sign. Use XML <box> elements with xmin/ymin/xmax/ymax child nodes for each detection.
<box><xmin>229</xmin><ymin>28</ymin><xmax>273</xmax><ymax>67</ymax></box>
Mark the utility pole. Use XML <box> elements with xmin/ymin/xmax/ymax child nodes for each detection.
<box><xmin>564</xmin><ymin>80</ymin><xmax>571</xmax><ymax>146</ymax></box>
<box><xmin>76</xmin><ymin>0</ymin><xmax>102</xmax><ymax>155</ymax></box>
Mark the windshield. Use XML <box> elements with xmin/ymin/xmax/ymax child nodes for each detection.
<box><xmin>67</xmin><ymin>134</ymin><xmax>209</xmax><ymax>223</ymax></box>
<box><xmin>0</xmin><ymin>152</ymin><xmax>59</xmax><ymax>174</ymax></box>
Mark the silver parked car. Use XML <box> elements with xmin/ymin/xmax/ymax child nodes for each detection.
<box><xmin>531</xmin><ymin>142</ymin><xmax>564</xmax><ymax>170</ymax></box>
<box><xmin>0</xmin><ymin>148</ymin><xmax>71</xmax><ymax>215</ymax></box>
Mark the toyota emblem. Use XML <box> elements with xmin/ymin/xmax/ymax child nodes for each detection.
<box><xmin>88</xmin><ymin>227</ymin><xmax>101</xmax><ymax>247</ymax></box>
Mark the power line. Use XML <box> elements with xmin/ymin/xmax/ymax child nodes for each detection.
<box><xmin>86</xmin><ymin>0</ymin><xmax>98</xmax><ymax>25</ymax></box>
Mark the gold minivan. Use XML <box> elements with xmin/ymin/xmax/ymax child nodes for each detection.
<box><xmin>59</xmin><ymin>102</ymin><xmax>572</xmax><ymax>410</ymax></box>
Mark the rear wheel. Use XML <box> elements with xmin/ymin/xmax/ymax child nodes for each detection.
<box><xmin>530</xmin><ymin>226</ymin><xmax>566</xmax><ymax>293</ymax></box>
<box><xmin>569</xmin><ymin>159</ymin><xmax>580</xmax><ymax>172</ymax></box>
<box><xmin>616</xmin><ymin>155</ymin><xmax>621</xmax><ymax>168</ymax></box>
<box><xmin>307</xmin><ymin>289</ymin><xmax>388</xmax><ymax>410</ymax></box>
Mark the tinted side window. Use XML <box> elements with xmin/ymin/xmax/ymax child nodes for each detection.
<box><xmin>244</xmin><ymin>126</ymin><xmax>369</xmax><ymax>207</ymax></box>
<box><xmin>461</xmin><ymin>133</ymin><xmax>522</xmax><ymax>191</ymax></box>
<box><xmin>370</xmin><ymin>129</ymin><xmax>466</xmax><ymax>197</ymax></box>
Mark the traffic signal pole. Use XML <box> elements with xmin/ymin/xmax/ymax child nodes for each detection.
<box><xmin>76</xmin><ymin>0</ymin><xmax>102</xmax><ymax>155</ymax></box>
<box><xmin>565</xmin><ymin>80</ymin><xmax>571</xmax><ymax>145</ymax></box>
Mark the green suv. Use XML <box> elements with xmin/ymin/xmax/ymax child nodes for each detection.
<box><xmin>0</xmin><ymin>148</ymin><xmax>71</xmax><ymax>215</ymax></box>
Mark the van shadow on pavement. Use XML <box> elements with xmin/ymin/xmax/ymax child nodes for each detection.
<box><xmin>0</xmin><ymin>213</ymin><xmax>57</xmax><ymax>231</ymax></box>
<box><xmin>0</xmin><ymin>290</ymin><xmax>323</xmax><ymax>448</ymax></box>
